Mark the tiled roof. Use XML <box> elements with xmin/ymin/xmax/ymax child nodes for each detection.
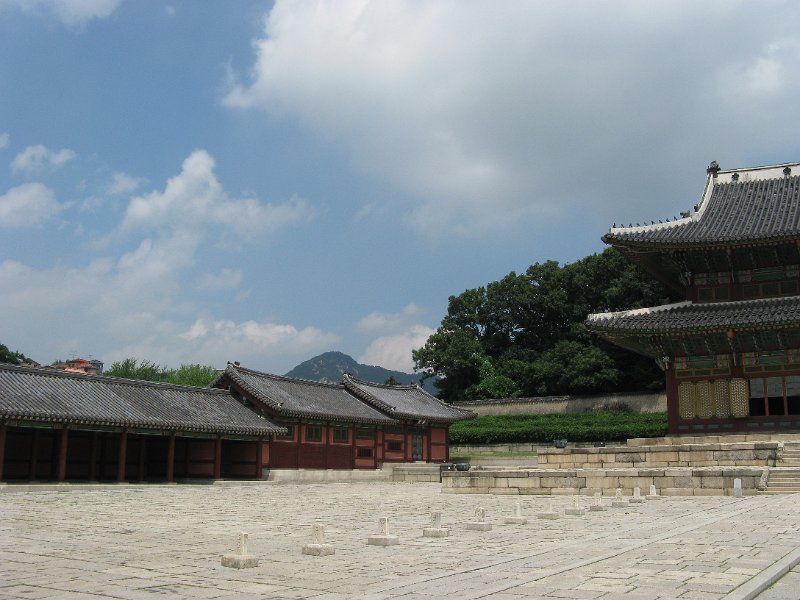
<box><xmin>0</xmin><ymin>363</ymin><xmax>284</xmax><ymax>437</ymax></box>
<box><xmin>586</xmin><ymin>296</ymin><xmax>800</xmax><ymax>334</ymax></box>
<box><xmin>217</xmin><ymin>364</ymin><xmax>396</xmax><ymax>424</ymax></box>
<box><xmin>342</xmin><ymin>375</ymin><xmax>476</xmax><ymax>424</ymax></box>
<box><xmin>604</xmin><ymin>163</ymin><xmax>800</xmax><ymax>247</ymax></box>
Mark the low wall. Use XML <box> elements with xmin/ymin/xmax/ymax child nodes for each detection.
<box><xmin>453</xmin><ymin>391</ymin><xmax>666</xmax><ymax>416</ymax></box>
<box><xmin>441</xmin><ymin>467</ymin><xmax>765</xmax><ymax>496</ymax></box>
<box><xmin>626</xmin><ymin>432</ymin><xmax>800</xmax><ymax>447</ymax></box>
<box><xmin>386</xmin><ymin>463</ymin><xmax>442</xmax><ymax>483</ymax></box>
<box><xmin>537</xmin><ymin>442</ymin><xmax>779</xmax><ymax>469</ymax></box>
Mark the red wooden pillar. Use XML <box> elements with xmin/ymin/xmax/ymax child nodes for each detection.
<box><xmin>56</xmin><ymin>427</ymin><xmax>69</xmax><ymax>482</ymax></box>
<box><xmin>351</xmin><ymin>426</ymin><xmax>357</xmax><ymax>469</ymax></box>
<box><xmin>324</xmin><ymin>423</ymin><xmax>330</xmax><ymax>469</ymax></box>
<box><xmin>213</xmin><ymin>437</ymin><xmax>222</xmax><ymax>479</ymax></box>
<box><xmin>166</xmin><ymin>433</ymin><xmax>175</xmax><ymax>482</ymax></box>
<box><xmin>29</xmin><ymin>429</ymin><xmax>40</xmax><ymax>480</ymax></box>
<box><xmin>427</xmin><ymin>428</ymin><xmax>432</xmax><ymax>462</ymax></box>
<box><xmin>88</xmin><ymin>432</ymin><xmax>98</xmax><ymax>481</ymax></box>
<box><xmin>445</xmin><ymin>427</ymin><xmax>450</xmax><ymax>462</ymax></box>
<box><xmin>665</xmin><ymin>367</ymin><xmax>680</xmax><ymax>435</ymax></box>
<box><xmin>138</xmin><ymin>436</ymin><xmax>147</xmax><ymax>482</ymax></box>
<box><xmin>0</xmin><ymin>423</ymin><xmax>6</xmax><ymax>481</ymax></box>
<box><xmin>117</xmin><ymin>431</ymin><xmax>128</xmax><ymax>482</ymax></box>
<box><xmin>255</xmin><ymin>439</ymin><xmax>263</xmax><ymax>479</ymax></box>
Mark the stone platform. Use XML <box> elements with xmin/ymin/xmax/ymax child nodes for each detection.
<box><xmin>442</xmin><ymin>466</ymin><xmax>766</xmax><ymax>495</ymax></box>
<box><xmin>1</xmin><ymin>482</ymin><xmax>799</xmax><ymax>598</ymax></box>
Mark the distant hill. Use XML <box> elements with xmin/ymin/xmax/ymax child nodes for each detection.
<box><xmin>284</xmin><ymin>351</ymin><xmax>438</xmax><ymax>394</ymax></box>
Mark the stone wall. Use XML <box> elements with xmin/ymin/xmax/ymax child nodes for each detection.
<box><xmin>453</xmin><ymin>391</ymin><xmax>666</xmax><ymax>416</ymax></box>
<box><xmin>441</xmin><ymin>467</ymin><xmax>765</xmax><ymax>496</ymax></box>
<box><xmin>536</xmin><ymin>442</ymin><xmax>779</xmax><ymax>469</ymax></box>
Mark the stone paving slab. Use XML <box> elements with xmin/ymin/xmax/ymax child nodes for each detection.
<box><xmin>0</xmin><ymin>483</ymin><xmax>798</xmax><ymax>598</ymax></box>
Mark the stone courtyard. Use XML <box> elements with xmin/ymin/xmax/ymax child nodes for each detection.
<box><xmin>1</xmin><ymin>482</ymin><xmax>799</xmax><ymax>599</ymax></box>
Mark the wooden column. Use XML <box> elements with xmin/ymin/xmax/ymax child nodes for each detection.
<box><xmin>255</xmin><ymin>439</ymin><xmax>263</xmax><ymax>479</ymax></box>
<box><xmin>29</xmin><ymin>429</ymin><xmax>40</xmax><ymax>480</ymax></box>
<box><xmin>665</xmin><ymin>367</ymin><xmax>680</xmax><ymax>435</ymax></box>
<box><xmin>324</xmin><ymin>423</ymin><xmax>330</xmax><ymax>469</ymax></box>
<box><xmin>88</xmin><ymin>432</ymin><xmax>98</xmax><ymax>481</ymax></box>
<box><xmin>445</xmin><ymin>427</ymin><xmax>450</xmax><ymax>462</ymax></box>
<box><xmin>117</xmin><ymin>431</ymin><xmax>128</xmax><ymax>482</ymax></box>
<box><xmin>166</xmin><ymin>433</ymin><xmax>175</xmax><ymax>482</ymax></box>
<box><xmin>427</xmin><ymin>429</ymin><xmax>432</xmax><ymax>462</ymax></box>
<box><xmin>213</xmin><ymin>437</ymin><xmax>222</xmax><ymax>479</ymax></box>
<box><xmin>137</xmin><ymin>436</ymin><xmax>147</xmax><ymax>482</ymax></box>
<box><xmin>0</xmin><ymin>423</ymin><xmax>6</xmax><ymax>481</ymax></box>
<box><xmin>56</xmin><ymin>427</ymin><xmax>69</xmax><ymax>482</ymax></box>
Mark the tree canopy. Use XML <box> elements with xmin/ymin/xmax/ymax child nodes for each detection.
<box><xmin>0</xmin><ymin>342</ymin><xmax>29</xmax><ymax>366</ymax></box>
<box><xmin>105</xmin><ymin>358</ymin><xmax>218</xmax><ymax>387</ymax></box>
<box><xmin>413</xmin><ymin>248</ymin><xmax>674</xmax><ymax>402</ymax></box>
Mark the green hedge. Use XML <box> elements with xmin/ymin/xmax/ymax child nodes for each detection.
<box><xmin>449</xmin><ymin>412</ymin><xmax>668</xmax><ymax>445</ymax></box>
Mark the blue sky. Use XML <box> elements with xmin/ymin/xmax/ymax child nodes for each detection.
<box><xmin>2</xmin><ymin>0</ymin><xmax>800</xmax><ymax>374</ymax></box>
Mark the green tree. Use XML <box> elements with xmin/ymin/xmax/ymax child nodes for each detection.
<box><xmin>0</xmin><ymin>342</ymin><xmax>29</xmax><ymax>365</ymax></box>
<box><xmin>413</xmin><ymin>247</ymin><xmax>674</xmax><ymax>402</ymax></box>
<box><xmin>105</xmin><ymin>358</ymin><xmax>165</xmax><ymax>381</ymax></box>
<box><xmin>165</xmin><ymin>364</ymin><xmax>218</xmax><ymax>387</ymax></box>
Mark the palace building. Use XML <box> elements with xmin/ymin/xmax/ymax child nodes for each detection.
<box><xmin>587</xmin><ymin>160</ymin><xmax>800</xmax><ymax>435</ymax></box>
<box><xmin>0</xmin><ymin>361</ymin><xmax>473</xmax><ymax>482</ymax></box>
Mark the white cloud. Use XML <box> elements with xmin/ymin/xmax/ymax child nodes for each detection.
<box><xmin>357</xmin><ymin>303</ymin><xmax>424</xmax><ymax>333</ymax></box>
<box><xmin>358</xmin><ymin>325</ymin><xmax>434</xmax><ymax>373</ymax></box>
<box><xmin>11</xmin><ymin>145</ymin><xmax>76</xmax><ymax>175</ymax></box>
<box><xmin>0</xmin><ymin>252</ymin><xmax>338</xmax><ymax>370</ymax></box>
<box><xmin>177</xmin><ymin>317</ymin><xmax>340</xmax><ymax>366</ymax></box>
<box><xmin>106</xmin><ymin>171</ymin><xmax>146</xmax><ymax>196</ymax></box>
<box><xmin>0</xmin><ymin>0</ymin><xmax>122</xmax><ymax>26</ymax></box>
<box><xmin>0</xmin><ymin>133</ymin><xmax>9</xmax><ymax>149</ymax></box>
<box><xmin>196</xmin><ymin>268</ymin><xmax>243</xmax><ymax>291</ymax></box>
<box><xmin>356</xmin><ymin>304</ymin><xmax>432</xmax><ymax>371</ymax></box>
<box><xmin>121</xmin><ymin>149</ymin><xmax>313</xmax><ymax>237</ymax></box>
<box><xmin>227</xmin><ymin>0</ymin><xmax>800</xmax><ymax>236</ymax></box>
<box><xmin>0</xmin><ymin>182</ymin><xmax>63</xmax><ymax>228</ymax></box>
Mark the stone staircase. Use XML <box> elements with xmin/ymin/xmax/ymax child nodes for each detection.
<box><xmin>762</xmin><ymin>442</ymin><xmax>800</xmax><ymax>494</ymax></box>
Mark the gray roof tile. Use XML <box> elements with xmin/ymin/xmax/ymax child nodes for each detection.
<box><xmin>0</xmin><ymin>364</ymin><xmax>285</xmax><ymax>436</ymax></box>
<box><xmin>604</xmin><ymin>168</ymin><xmax>800</xmax><ymax>247</ymax></box>
<box><xmin>342</xmin><ymin>375</ymin><xmax>475</xmax><ymax>424</ymax></box>
<box><xmin>586</xmin><ymin>296</ymin><xmax>800</xmax><ymax>334</ymax></box>
<box><xmin>218</xmin><ymin>365</ymin><xmax>396</xmax><ymax>424</ymax></box>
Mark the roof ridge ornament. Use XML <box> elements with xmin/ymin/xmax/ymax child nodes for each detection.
<box><xmin>707</xmin><ymin>160</ymin><xmax>720</xmax><ymax>177</ymax></box>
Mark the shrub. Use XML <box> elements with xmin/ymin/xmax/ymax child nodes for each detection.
<box><xmin>449</xmin><ymin>412</ymin><xmax>667</xmax><ymax>445</ymax></box>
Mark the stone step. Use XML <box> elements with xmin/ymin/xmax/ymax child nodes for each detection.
<box><xmin>760</xmin><ymin>489</ymin><xmax>800</xmax><ymax>494</ymax></box>
<box><xmin>766</xmin><ymin>482</ymin><xmax>800</xmax><ymax>488</ymax></box>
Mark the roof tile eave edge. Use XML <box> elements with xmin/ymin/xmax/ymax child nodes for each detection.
<box><xmin>0</xmin><ymin>411</ymin><xmax>282</xmax><ymax>436</ymax></box>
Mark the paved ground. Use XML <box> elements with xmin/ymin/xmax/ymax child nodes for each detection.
<box><xmin>1</xmin><ymin>482</ymin><xmax>799</xmax><ymax>599</ymax></box>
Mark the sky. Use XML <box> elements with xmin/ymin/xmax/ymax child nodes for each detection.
<box><xmin>2</xmin><ymin>0</ymin><xmax>800</xmax><ymax>375</ymax></box>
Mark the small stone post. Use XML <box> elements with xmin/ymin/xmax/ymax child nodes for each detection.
<box><xmin>733</xmin><ymin>478</ymin><xmax>743</xmax><ymax>498</ymax></box>
<box><xmin>367</xmin><ymin>517</ymin><xmax>400</xmax><ymax>546</ymax></box>
<box><xmin>589</xmin><ymin>491</ymin><xmax>606</xmax><ymax>512</ymax></box>
<box><xmin>423</xmin><ymin>511</ymin><xmax>450</xmax><ymax>537</ymax></box>
<box><xmin>630</xmin><ymin>486</ymin><xmax>644</xmax><ymax>504</ymax></box>
<box><xmin>505</xmin><ymin>501</ymin><xmax>527</xmax><ymax>524</ymax></box>
<box><xmin>565</xmin><ymin>495</ymin><xmax>586</xmax><ymax>516</ymax></box>
<box><xmin>221</xmin><ymin>532</ymin><xmax>259</xmax><ymax>569</ymax></box>
<box><xmin>537</xmin><ymin>499</ymin><xmax>560</xmax><ymax>520</ymax></box>
<box><xmin>466</xmin><ymin>506</ymin><xmax>493</xmax><ymax>531</ymax></box>
<box><xmin>646</xmin><ymin>484</ymin><xmax>661</xmax><ymax>500</ymax></box>
<box><xmin>612</xmin><ymin>488</ymin><xmax>628</xmax><ymax>508</ymax></box>
<box><xmin>302</xmin><ymin>523</ymin><xmax>335</xmax><ymax>556</ymax></box>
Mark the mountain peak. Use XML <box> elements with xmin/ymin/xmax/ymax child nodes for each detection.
<box><xmin>284</xmin><ymin>351</ymin><xmax>436</xmax><ymax>392</ymax></box>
